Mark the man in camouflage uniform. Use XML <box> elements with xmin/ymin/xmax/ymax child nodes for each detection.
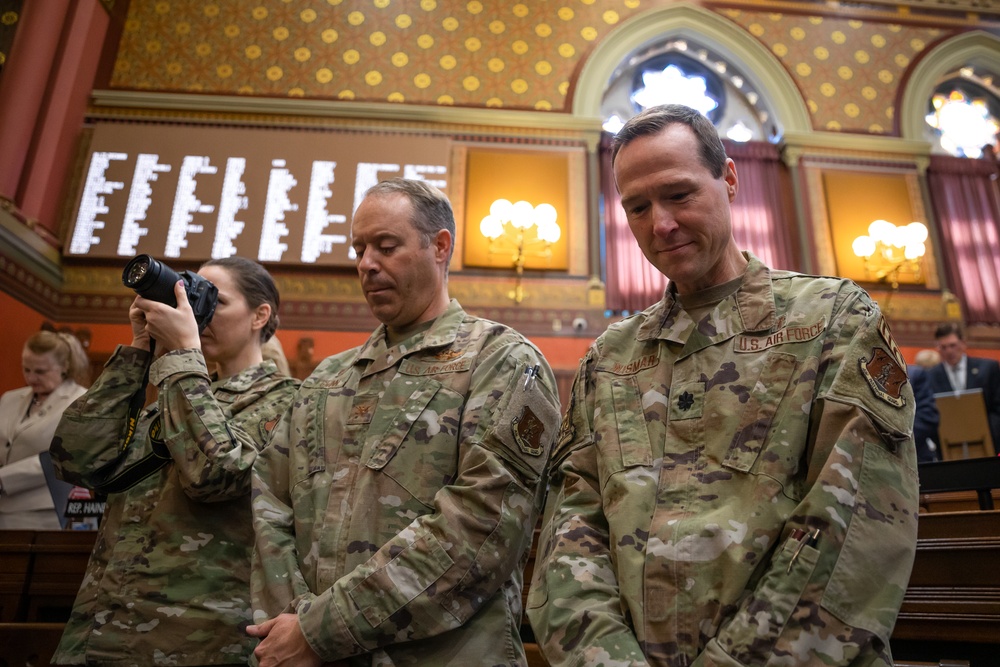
<box><xmin>526</xmin><ymin>105</ymin><xmax>919</xmax><ymax>667</ymax></box>
<box><xmin>249</xmin><ymin>178</ymin><xmax>561</xmax><ymax>666</ymax></box>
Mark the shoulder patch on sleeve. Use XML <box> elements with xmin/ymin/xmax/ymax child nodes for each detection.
<box><xmin>512</xmin><ymin>405</ymin><xmax>546</xmax><ymax>457</ymax></box>
<box><xmin>876</xmin><ymin>313</ymin><xmax>906</xmax><ymax>367</ymax></box>
<box><xmin>859</xmin><ymin>347</ymin><xmax>908</xmax><ymax>408</ymax></box>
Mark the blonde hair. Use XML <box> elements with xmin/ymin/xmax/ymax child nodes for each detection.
<box><xmin>914</xmin><ymin>348</ymin><xmax>941</xmax><ymax>369</ymax></box>
<box><xmin>25</xmin><ymin>331</ymin><xmax>90</xmax><ymax>385</ymax></box>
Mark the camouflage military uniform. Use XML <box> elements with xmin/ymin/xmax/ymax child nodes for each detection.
<box><xmin>527</xmin><ymin>254</ymin><xmax>919</xmax><ymax>667</ymax></box>
<box><xmin>252</xmin><ymin>300</ymin><xmax>560</xmax><ymax>666</ymax></box>
<box><xmin>50</xmin><ymin>345</ymin><xmax>298</xmax><ymax>666</ymax></box>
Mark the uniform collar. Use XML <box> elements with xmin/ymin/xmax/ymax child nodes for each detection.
<box><xmin>212</xmin><ymin>359</ymin><xmax>279</xmax><ymax>392</ymax></box>
<box><xmin>357</xmin><ymin>299</ymin><xmax>466</xmax><ymax>374</ymax></box>
<box><xmin>637</xmin><ymin>252</ymin><xmax>778</xmax><ymax>356</ymax></box>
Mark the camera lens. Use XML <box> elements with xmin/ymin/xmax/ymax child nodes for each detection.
<box><xmin>122</xmin><ymin>254</ymin><xmax>180</xmax><ymax>306</ymax></box>
<box><xmin>123</xmin><ymin>255</ymin><xmax>151</xmax><ymax>288</ymax></box>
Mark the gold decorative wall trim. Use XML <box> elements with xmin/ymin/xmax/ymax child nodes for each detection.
<box><xmin>904</xmin><ymin>172</ymin><xmax>941</xmax><ymax>290</ymax></box>
<box><xmin>803</xmin><ymin>167</ymin><xmax>838</xmax><ymax>277</ymax></box>
<box><xmin>55</xmin><ymin>260</ymin><xmax>605</xmax><ymax>334</ymax></box>
<box><xmin>89</xmin><ymin>90</ymin><xmax>604</xmax><ymax>144</ymax></box>
<box><xmin>573</xmin><ymin>2</ymin><xmax>811</xmax><ymax>135</ymax></box>
<box><xmin>0</xmin><ymin>210</ymin><xmax>63</xmax><ymax>320</ymax></box>
<box><xmin>782</xmin><ymin>131</ymin><xmax>932</xmax><ymax>171</ymax></box>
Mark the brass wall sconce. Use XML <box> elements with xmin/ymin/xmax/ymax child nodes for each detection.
<box><xmin>480</xmin><ymin>198</ymin><xmax>561</xmax><ymax>304</ymax></box>
<box><xmin>852</xmin><ymin>219</ymin><xmax>928</xmax><ymax>289</ymax></box>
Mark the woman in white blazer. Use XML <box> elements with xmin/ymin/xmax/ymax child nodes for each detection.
<box><xmin>0</xmin><ymin>331</ymin><xmax>89</xmax><ymax>530</ymax></box>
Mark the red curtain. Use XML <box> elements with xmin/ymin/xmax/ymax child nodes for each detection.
<box><xmin>927</xmin><ymin>155</ymin><xmax>1000</xmax><ymax>325</ymax></box>
<box><xmin>602</xmin><ymin>139</ymin><xmax>798</xmax><ymax>313</ymax></box>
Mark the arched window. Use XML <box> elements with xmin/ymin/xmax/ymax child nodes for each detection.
<box><xmin>571</xmin><ymin>4</ymin><xmax>809</xmax><ymax>312</ymax></box>
<box><xmin>902</xmin><ymin>33</ymin><xmax>1000</xmax><ymax>325</ymax></box>
<box><xmin>599</xmin><ymin>38</ymin><xmax>778</xmax><ymax>143</ymax></box>
<box><xmin>924</xmin><ymin>66</ymin><xmax>1000</xmax><ymax>159</ymax></box>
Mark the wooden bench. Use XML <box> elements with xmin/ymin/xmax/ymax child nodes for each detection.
<box><xmin>893</xmin><ymin>510</ymin><xmax>1000</xmax><ymax>644</ymax></box>
<box><xmin>0</xmin><ymin>621</ymin><xmax>66</xmax><ymax>666</ymax></box>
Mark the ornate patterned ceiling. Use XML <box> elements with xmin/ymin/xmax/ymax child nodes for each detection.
<box><xmin>107</xmin><ymin>0</ymin><xmax>972</xmax><ymax>134</ymax></box>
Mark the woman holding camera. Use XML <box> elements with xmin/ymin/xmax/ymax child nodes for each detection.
<box><xmin>50</xmin><ymin>257</ymin><xmax>298</xmax><ymax>666</ymax></box>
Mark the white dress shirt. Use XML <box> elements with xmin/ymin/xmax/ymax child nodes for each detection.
<box><xmin>945</xmin><ymin>355</ymin><xmax>967</xmax><ymax>391</ymax></box>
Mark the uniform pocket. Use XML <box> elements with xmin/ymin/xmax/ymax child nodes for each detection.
<box><xmin>484</xmin><ymin>359</ymin><xmax>560</xmax><ymax>486</ymax></box>
<box><xmin>348</xmin><ymin>529</ymin><xmax>456</xmax><ymax>628</ymax></box>
<box><xmin>362</xmin><ymin>378</ymin><xmax>457</xmax><ymax>509</ymax></box>
<box><xmin>823</xmin><ymin>441</ymin><xmax>917</xmax><ymax>640</ymax></box>
<box><xmin>593</xmin><ymin>375</ymin><xmax>654</xmax><ymax>484</ymax></box>
<box><xmin>716</xmin><ymin>532</ymin><xmax>819</xmax><ymax>664</ymax></box>
<box><xmin>723</xmin><ymin>351</ymin><xmax>797</xmax><ymax>473</ymax></box>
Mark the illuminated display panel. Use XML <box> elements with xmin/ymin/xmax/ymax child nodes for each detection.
<box><xmin>66</xmin><ymin>123</ymin><xmax>451</xmax><ymax>267</ymax></box>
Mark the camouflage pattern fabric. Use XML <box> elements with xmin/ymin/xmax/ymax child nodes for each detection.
<box><xmin>526</xmin><ymin>254</ymin><xmax>919</xmax><ymax>667</ymax></box>
<box><xmin>50</xmin><ymin>345</ymin><xmax>298</xmax><ymax>666</ymax></box>
<box><xmin>251</xmin><ymin>300</ymin><xmax>560</xmax><ymax>666</ymax></box>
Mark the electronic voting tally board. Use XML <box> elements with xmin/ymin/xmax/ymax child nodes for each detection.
<box><xmin>65</xmin><ymin>122</ymin><xmax>450</xmax><ymax>267</ymax></box>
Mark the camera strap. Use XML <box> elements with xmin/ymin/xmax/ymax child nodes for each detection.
<box><xmin>90</xmin><ymin>340</ymin><xmax>172</xmax><ymax>495</ymax></box>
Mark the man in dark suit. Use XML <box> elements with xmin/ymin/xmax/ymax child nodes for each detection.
<box><xmin>908</xmin><ymin>364</ymin><xmax>940</xmax><ymax>462</ymax></box>
<box><xmin>928</xmin><ymin>322</ymin><xmax>1000</xmax><ymax>453</ymax></box>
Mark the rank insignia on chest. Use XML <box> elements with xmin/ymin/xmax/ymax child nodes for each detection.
<box><xmin>859</xmin><ymin>347</ymin><xmax>908</xmax><ymax>408</ymax></box>
<box><xmin>347</xmin><ymin>397</ymin><xmax>378</xmax><ymax>425</ymax></box>
<box><xmin>512</xmin><ymin>405</ymin><xmax>545</xmax><ymax>456</ymax></box>
<box><xmin>669</xmin><ymin>381</ymin><xmax>704</xmax><ymax>420</ymax></box>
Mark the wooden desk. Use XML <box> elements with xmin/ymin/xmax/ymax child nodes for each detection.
<box><xmin>0</xmin><ymin>530</ymin><xmax>96</xmax><ymax>623</ymax></box>
<box><xmin>25</xmin><ymin>530</ymin><xmax>97</xmax><ymax>622</ymax></box>
<box><xmin>0</xmin><ymin>530</ymin><xmax>33</xmax><ymax>622</ymax></box>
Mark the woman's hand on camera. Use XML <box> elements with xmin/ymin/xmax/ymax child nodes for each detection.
<box><xmin>129</xmin><ymin>297</ymin><xmax>152</xmax><ymax>351</ymax></box>
<box><xmin>134</xmin><ymin>281</ymin><xmax>202</xmax><ymax>353</ymax></box>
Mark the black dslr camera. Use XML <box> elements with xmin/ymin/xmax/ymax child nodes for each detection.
<box><xmin>122</xmin><ymin>255</ymin><xmax>218</xmax><ymax>332</ymax></box>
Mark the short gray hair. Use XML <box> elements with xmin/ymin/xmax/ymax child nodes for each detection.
<box><xmin>364</xmin><ymin>178</ymin><xmax>456</xmax><ymax>263</ymax></box>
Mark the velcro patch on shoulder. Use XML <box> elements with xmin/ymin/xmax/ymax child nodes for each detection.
<box><xmin>859</xmin><ymin>347</ymin><xmax>908</xmax><ymax>408</ymax></box>
<box><xmin>875</xmin><ymin>313</ymin><xmax>906</xmax><ymax>367</ymax></box>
